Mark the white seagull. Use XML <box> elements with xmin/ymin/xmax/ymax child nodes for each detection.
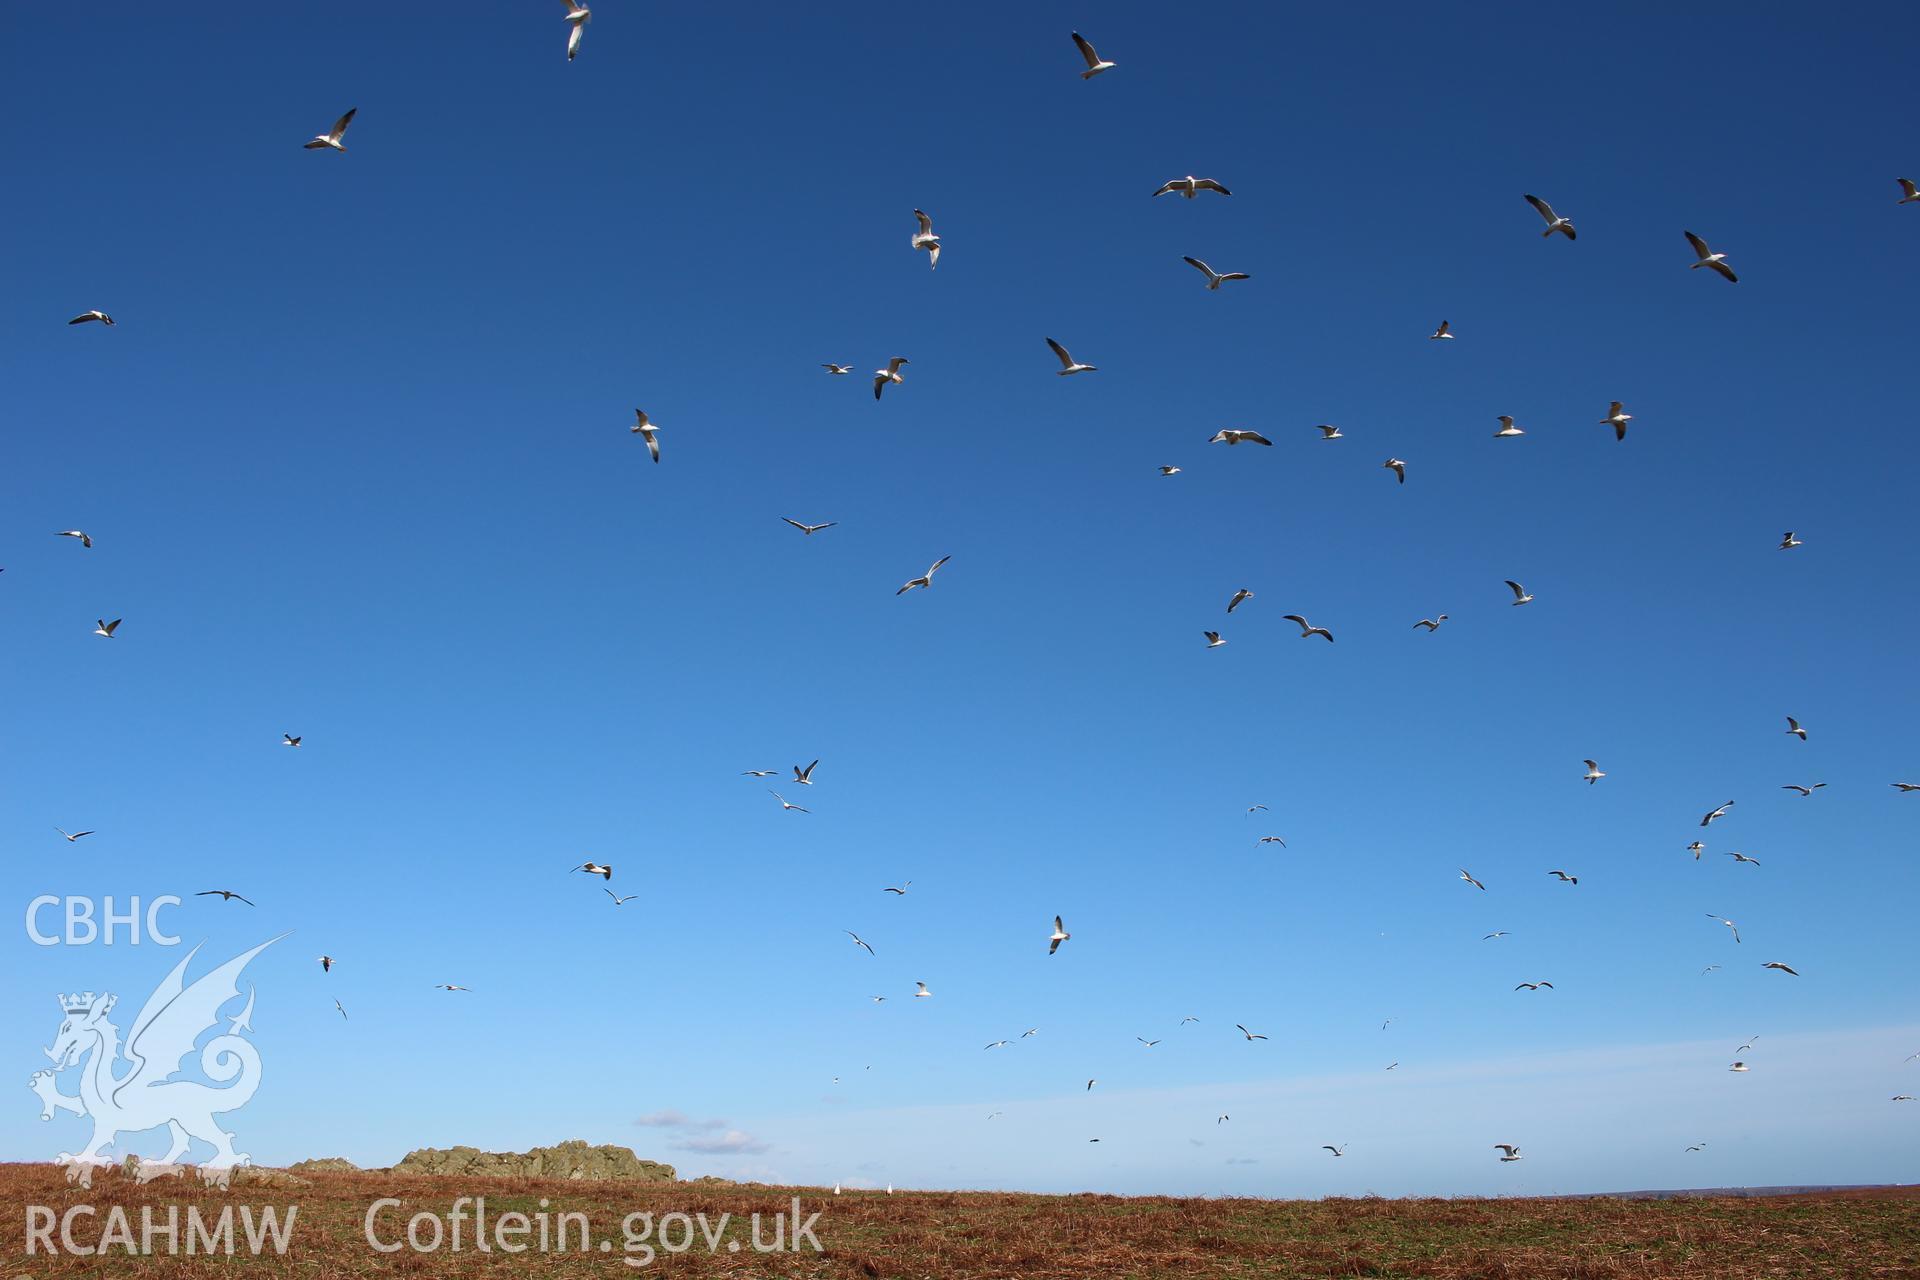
<box><xmin>1899</xmin><ymin>178</ymin><xmax>1920</xmax><ymax>205</ymax></box>
<box><xmin>1070</xmin><ymin>31</ymin><xmax>1115</xmax><ymax>78</ymax></box>
<box><xmin>896</xmin><ymin>555</ymin><xmax>951</xmax><ymax>595</ymax></box>
<box><xmin>630</xmin><ymin>410</ymin><xmax>660</xmax><ymax>463</ymax></box>
<box><xmin>1315</xmin><ymin>424</ymin><xmax>1344</xmax><ymax>440</ymax></box>
<box><xmin>55</xmin><ymin>828</ymin><xmax>95</xmax><ymax>842</ymax></box>
<box><xmin>1685</xmin><ymin>231</ymin><xmax>1738</xmax><ymax>283</ymax></box>
<box><xmin>1049</xmin><ymin>916</ymin><xmax>1071</xmax><ymax>954</ymax></box>
<box><xmin>1729</xmin><ymin>1061</ymin><xmax>1750</xmax><ymax>1072</ymax></box>
<box><xmin>94</xmin><ymin>618</ymin><xmax>122</xmax><ymax>638</ymax></box>
<box><xmin>1322</xmin><ymin>1145</ymin><xmax>1346</xmax><ymax>1158</ymax></box>
<box><xmin>562</xmin><ymin>0</ymin><xmax>589</xmax><ymax>60</ymax></box>
<box><xmin>282</xmin><ymin>734</ymin><xmax>302</xmax><ymax>748</ymax></box>
<box><xmin>1762</xmin><ymin>962</ymin><xmax>1800</xmax><ymax>976</ymax></box>
<box><xmin>844</xmin><ymin>931</ymin><xmax>874</xmax><ymax>956</ymax></box>
<box><xmin>1547</xmin><ymin>870</ymin><xmax>1578</xmax><ymax>884</ymax></box>
<box><xmin>1153</xmin><ymin>176</ymin><xmax>1231</xmax><ymax>199</ymax></box>
<box><xmin>1494</xmin><ymin>1144</ymin><xmax>1524</xmax><ymax>1162</ymax></box>
<box><xmin>1045</xmin><ymin>337</ymin><xmax>1097</xmax><ymax>375</ymax></box>
<box><xmin>1460</xmin><ymin>868</ymin><xmax>1487</xmax><ymax>891</ymax></box>
<box><xmin>55</xmin><ymin>530</ymin><xmax>93</xmax><ymax>548</ymax></box>
<box><xmin>1383</xmin><ymin>458</ymin><xmax>1407</xmax><ymax>483</ymax></box>
<box><xmin>605</xmin><ymin>889</ymin><xmax>639</xmax><ymax>905</ymax></box>
<box><xmin>1504</xmin><ymin>580</ymin><xmax>1534</xmax><ymax>606</ymax></box>
<box><xmin>910</xmin><ymin>210</ymin><xmax>940</xmax><ymax>270</ymax></box>
<box><xmin>792</xmin><ymin>760</ymin><xmax>819</xmax><ymax>785</ymax></box>
<box><xmin>303</xmin><ymin>108</ymin><xmax>357</xmax><ymax>151</ymax></box>
<box><xmin>1227</xmin><ymin>589</ymin><xmax>1254</xmax><ymax>614</ymax></box>
<box><xmin>1183</xmin><ymin>257</ymin><xmax>1250</xmax><ymax>290</ymax></box>
<box><xmin>1159</xmin><ymin>465</ymin><xmax>1182</xmax><ymax>476</ymax></box>
<box><xmin>1413</xmin><ymin>615</ymin><xmax>1448</xmax><ymax>632</ymax></box>
<box><xmin>1785</xmin><ymin>716</ymin><xmax>1806</xmax><ymax>740</ymax></box>
<box><xmin>914</xmin><ymin>982</ymin><xmax>932</xmax><ymax>998</ymax></box>
<box><xmin>1203</xmin><ymin>630</ymin><xmax>1226</xmax><ymax>648</ymax></box>
<box><xmin>873</xmin><ymin>357</ymin><xmax>909</xmax><ymax>400</ymax></box>
<box><xmin>1583</xmin><ymin>760</ymin><xmax>1605</xmax><ymax>785</ymax></box>
<box><xmin>1524</xmin><ymin>194</ymin><xmax>1575</xmax><ymax>240</ymax></box>
<box><xmin>1280</xmin><ymin>614</ymin><xmax>1334</xmax><ymax>643</ymax></box>
<box><xmin>1494</xmin><ymin>416</ymin><xmax>1525</xmax><ymax>438</ymax></box>
<box><xmin>1779</xmin><ymin>531</ymin><xmax>1803</xmax><ymax>549</ymax></box>
<box><xmin>1209</xmin><ymin>428</ymin><xmax>1272</xmax><ymax>446</ymax></box>
<box><xmin>1235</xmin><ymin>1025</ymin><xmax>1268</xmax><ymax>1041</ymax></box>
<box><xmin>1601</xmin><ymin>402</ymin><xmax>1632</xmax><ymax>441</ymax></box>
<box><xmin>783</xmin><ymin>518</ymin><xmax>837</xmax><ymax>536</ymax></box>
<box><xmin>1701</xmin><ymin>800</ymin><xmax>1736</xmax><ymax>827</ymax></box>
<box><xmin>69</xmin><ymin>310</ymin><xmax>115</xmax><ymax>326</ymax></box>
<box><xmin>1688</xmin><ymin>842</ymin><xmax>1705</xmax><ymax>859</ymax></box>
<box><xmin>1430</xmin><ymin>320</ymin><xmax>1455</xmax><ymax>340</ymax></box>
<box><xmin>822</xmin><ymin>364</ymin><xmax>853</xmax><ymax>375</ymax></box>
<box><xmin>771</xmin><ymin>791</ymin><xmax>811</xmax><ymax>813</ymax></box>
<box><xmin>1707</xmin><ymin>914</ymin><xmax>1741</xmax><ymax>944</ymax></box>
<box><xmin>572</xmin><ymin>862</ymin><xmax>613</xmax><ymax>880</ymax></box>
<box><xmin>1727</xmin><ymin>852</ymin><xmax>1762</xmax><ymax>867</ymax></box>
<box><xmin>883</xmin><ymin>882</ymin><xmax>910</xmax><ymax>895</ymax></box>
<box><xmin>1781</xmin><ymin>783</ymin><xmax>1826</xmax><ymax>797</ymax></box>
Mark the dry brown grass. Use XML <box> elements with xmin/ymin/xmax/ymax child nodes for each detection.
<box><xmin>1</xmin><ymin>1165</ymin><xmax>1915</xmax><ymax>1278</ymax></box>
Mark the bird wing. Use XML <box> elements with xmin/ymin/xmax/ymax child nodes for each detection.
<box><xmin>1071</xmin><ymin>31</ymin><xmax>1101</xmax><ymax>68</ymax></box>
<box><xmin>1194</xmin><ymin>179</ymin><xmax>1230</xmax><ymax>194</ymax></box>
<box><xmin>1280</xmin><ymin>614</ymin><xmax>1310</xmax><ymax>634</ymax></box>
<box><xmin>1219</xmin><ymin>272</ymin><xmax>1250</xmax><ymax>282</ymax></box>
<box><xmin>782</xmin><ymin>518</ymin><xmax>808</xmax><ymax>532</ymax></box>
<box><xmin>1901</xmin><ymin>179</ymin><xmax>1919</xmax><ymax>198</ymax></box>
<box><xmin>1524</xmin><ymin>194</ymin><xmax>1557</xmax><ymax>224</ymax></box>
<box><xmin>1504</xmin><ymin>580</ymin><xmax>1526</xmax><ymax>600</ymax></box>
<box><xmin>330</xmin><ymin>108</ymin><xmax>357</xmax><ymax>140</ymax></box>
<box><xmin>1045</xmin><ymin>337</ymin><xmax>1075</xmax><ymax>369</ymax></box>
<box><xmin>925</xmin><ymin>555</ymin><xmax>951</xmax><ymax>577</ymax></box>
<box><xmin>1684</xmin><ymin>230</ymin><xmax>1712</xmax><ymax>260</ymax></box>
<box><xmin>1151</xmin><ymin>181</ymin><xmax>1180</xmax><ymax>197</ymax></box>
<box><xmin>1708</xmin><ymin>260</ymin><xmax>1738</xmax><ymax>283</ymax></box>
<box><xmin>913</xmin><ymin>209</ymin><xmax>933</xmax><ymax>237</ymax></box>
<box><xmin>645</xmin><ymin>431</ymin><xmax>660</xmax><ymax>463</ymax></box>
<box><xmin>1183</xmin><ymin>256</ymin><xmax>1216</xmax><ymax>279</ymax></box>
<box><xmin>1240</xmin><ymin>431</ymin><xmax>1272</xmax><ymax>445</ymax></box>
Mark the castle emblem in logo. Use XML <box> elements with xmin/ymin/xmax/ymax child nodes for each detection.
<box><xmin>30</xmin><ymin>936</ymin><xmax>279</xmax><ymax>1175</ymax></box>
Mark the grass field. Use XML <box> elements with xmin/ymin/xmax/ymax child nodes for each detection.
<box><xmin>3</xmin><ymin>1165</ymin><xmax>1916</xmax><ymax>1277</ymax></box>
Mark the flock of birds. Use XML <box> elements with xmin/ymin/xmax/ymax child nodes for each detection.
<box><xmin>30</xmin><ymin>14</ymin><xmax>1920</xmax><ymax>1183</ymax></box>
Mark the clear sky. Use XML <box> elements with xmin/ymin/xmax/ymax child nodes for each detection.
<box><xmin>3</xmin><ymin>2</ymin><xmax>1917</xmax><ymax>1197</ymax></box>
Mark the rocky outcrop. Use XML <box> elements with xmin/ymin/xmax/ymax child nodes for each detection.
<box><xmin>288</xmin><ymin>1157</ymin><xmax>361</xmax><ymax>1174</ymax></box>
<box><xmin>392</xmin><ymin>1140</ymin><xmax>675</xmax><ymax>1182</ymax></box>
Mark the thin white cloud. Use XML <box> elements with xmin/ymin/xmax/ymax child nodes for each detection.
<box><xmin>634</xmin><ymin>1109</ymin><xmax>726</xmax><ymax>1131</ymax></box>
<box><xmin>674</xmin><ymin>1129</ymin><xmax>770</xmax><ymax>1156</ymax></box>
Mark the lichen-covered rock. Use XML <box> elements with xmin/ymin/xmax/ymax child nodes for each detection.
<box><xmin>392</xmin><ymin>1140</ymin><xmax>675</xmax><ymax>1182</ymax></box>
<box><xmin>288</xmin><ymin>1157</ymin><xmax>360</xmax><ymax>1174</ymax></box>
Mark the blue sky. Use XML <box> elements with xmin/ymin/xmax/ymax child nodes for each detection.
<box><xmin>3</xmin><ymin>2</ymin><xmax>1917</xmax><ymax>1196</ymax></box>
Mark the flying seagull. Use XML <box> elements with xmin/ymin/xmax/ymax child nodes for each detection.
<box><xmin>783</xmin><ymin>518</ymin><xmax>837</xmax><ymax>536</ymax></box>
<box><xmin>1894</xmin><ymin>783</ymin><xmax>1920</xmax><ymax>793</ymax></box>
<box><xmin>55</xmin><ymin>828</ymin><xmax>94</xmax><ymax>842</ymax></box>
<box><xmin>1707</xmin><ymin>915</ymin><xmax>1741</xmax><ymax>944</ymax></box>
<box><xmin>1413</xmin><ymin>615</ymin><xmax>1449</xmax><ymax>632</ymax></box>
<box><xmin>1258</xmin><ymin>836</ymin><xmax>1287</xmax><ymax>847</ymax></box>
<box><xmin>771</xmin><ymin>791</ymin><xmax>811</xmax><ymax>813</ymax></box>
<box><xmin>1761</xmin><ymin>962</ymin><xmax>1799</xmax><ymax>975</ymax></box>
<box><xmin>1153</xmin><ymin>176</ymin><xmax>1231</xmax><ymax>199</ymax></box>
<box><xmin>1459</xmin><ymin>868</ymin><xmax>1486</xmax><ymax>891</ymax></box>
<box><xmin>896</xmin><ymin>555</ymin><xmax>951</xmax><ymax>595</ymax></box>
<box><xmin>1022</xmin><ymin>1027</ymin><xmax>1039</xmax><ymax>1036</ymax></box>
<box><xmin>822</xmin><ymin>364</ymin><xmax>853</xmax><ymax>375</ymax></box>
<box><xmin>1218</xmin><ymin>1114</ymin><xmax>1229</xmax><ymax>1123</ymax></box>
<box><xmin>1494</xmin><ymin>1144</ymin><xmax>1523</xmax><ymax>1162</ymax></box>
<box><xmin>335</xmin><ymin>1000</ymin><xmax>348</xmax><ymax>1020</ymax></box>
<box><xmin>1315</xmin><ymin>424</ymin><xmax>1344</xmax><ymax>440</ymax></box>
<box><xmin>1209</xmin><ymin>429</ymin><xmax>1272</xmax><ymax>446</ymax></box>
<box><xmin>1235</xmin><ymin>1025</ymin><xmax>1268</xmax><ymax>1041</ymax></box>
<box><xmin>910</xmin><ymin>210</ymin><xmax>940</xmax><ymax>269</ymax></box>
<box><xmin>1203</xmin><ymin>631</ymin><xmax>1226</xmax><ymax>648</ymax></box>
<box><xmin>562</xmin><ymin>0</ymin><xmax>589</xmax><ymax>60</ymax></box>
<box><xmin>1281</xmin><ymin>614</ymin><xmax>1334</xmax><ymax>642</ymax></box>
<box><xmin>1180</xmin><ymin>1017</ymin><xmax>1199</xmax><ymax>1025</ymax></box>
<box><xmin>1086</xmin><ymin>1079</ymin><xmax>1096</xmax><ymax>1090</ymax></box>
<box><xmin>1583</xmin><ymin>760</ymin><xmax>1605</xmax><ymax>785</ymax></box>
<box><xmin>1070</xmin><ymin>31</ymin><xmax>1115</xmax><ymax>78</ymax></box>
<box><xmin>1601</xmin><ymin>402</ymin><xmax>1632</xmax><ymax>441</ymax></box>
<box><xmin>630</xmin><ymin>410</ymin><xmax>660</xmax><ymax>463</ymax></box>
<box><xmin>1727</xmin><ymin>852</ymin><xmax>1761</xmax><ymax>867</ymax></box>
<box><xmin>1158</xmin><ymin>465</ymin><xmax>1182</xmax><ymax>475</ymax></box>
<box><xmin>280</xmin><ymin>734</ymin><xmax>303</xmax><ymax>749</ymax></box>
<box><xmin>1494</xmin><ymin>416</ymin><xmax>1525</xmax><ymax>438</ymax></box>
<box><xmin>1899</xmin><ymin>178</ymin><xmax>1920</xmax><ymax>205</ymax></box>
<box><xmin>1138</xmin><ymin>1037</ymin><xmax>1160</xmax><ymax>1048</ymax></box>
<box><xmin>985</xmin><ymin>1040</ymin><xmax>1010</xmax><ymax>1050</ymax></box>
<box><xmin>1701</xmin><ymin>801</ymin><xmax>1736</xmax><ymax>827</ymax></box>
<box><xmin>1322</xmin><ymin>1145</ymin><xmax>1346</xmax><ymax>1158</ymax></box>
<box><xmin>873</xmin><ymin>357</ymin><xmax>908</xmax><ymax>400</ymax></box>
<box><xmin>1729</xmin><ymin>1061</ymin><xmax>1750</xmax><ymax>1072</ymax></box>
<box><xmin>1524</xmin><ymin>194</ymin><xmax>1575</xmax><ymax>239</ymax></box>
<box><xmin>1247</xmin><ymin>805</ymin><xmax>1268</xmax><ymax>814</ymax></box>
<box><xmin>1504</xmin><ymin>580</ymin><xmax>1534</xmax><ymax>606</ymax></box>
<box><xmin>1685</xmin><ymin>1144</ymin><xmax>1706</xmax><ymax>1153</ymax></box>
<box><xmin>1547</xmin><ymin>870</ymin><xmax>1578</xmax><ymax>884</ymax></box>
<box><xmin>792</xmin><ymin>760</ymin><xmax>819</xmax><ymax>785</ymax></box>
<box><xmin>1183</xmin><ymin>257</ymin><xmax>1250</xmax><ymax>290</ymax></box>
<box><xmin>1685</xmin><ymin>231</ymin><xmax>1738</xmax><ymax>282</ymax></box>
<box><xmin>94</xmin><ymin>618</ymin><xmax>121</xmax><ymax>638</ymax></box>
<box><xmin>196</xmin><ymin>890</ymin><xmax>255</xmax><ymax>906</ymax></box>
<box><xmin>1785</xmin><ymin>716</ymin><xmax>1806</xmax><ymax>741</ymax></box>
<box><xmin>303</xmin><ymin>108</ymin><xmax>357</xmax><ymax>151</ymax></box>
<box><xmin>1430</xmin><ymin>321</ymin><xmax>1455</xmax><ymax>340</ymax></box>
<box><xmin>433</xmin><ymin>984</ymin><xmax>471</xmax><ymax>992</ymax></box>
<box><xmin>844</xmin><ymin>931</ymin><xmax>875</xmax><ymax>956</ymax></box>
<box><xmin>883</xmin><ymin>882</ymin><xmax>911</xmax><ymax>895</ymax></box>
<box><xmin>1383</xmin><ymin>457</ymin><xmax>1407</xmax><ymax>484</ymax></box>
<box><xmin>1737</xmin><ymin>1036</ymin><xmax>1759</xmax><ymax>1053</ymax></box>
<box><xmin>1514</xmin><ymin>981</ymin><xmax>1554</xmax><ymax>991</ymax></box>
<box><xmin>572</xmin><ymin>862</ymin><xmax>613</xmax><ymax>879</ymax></box>
<box><xmin>1483</xmin><ymin>931</ymin><xmax>1509</xmax><ymax>941</ymax></box>
<box><xmin>742</xmin><ymin>769</ymin><xmax>778</xmax><ymax>777</ymax></box>
<box><xmin>318</xmin><ymin>955</ymin><xmax>334</xmax><ymax>973</ymax></box>
<box><xmin>1781</xmin><ymin>783</ymin><xmax>1827</xmax><ymax>797</ymax></box>
<box><xmin>1045</xmin><ymin>337</ymin><xmax>1097</xmax><ymax>375</ymax></box>
<box><xmin>1688</xmin><ymin>842</ymin><xmax>1705</xmax><ymax>859</ymax></box>
<box><xmin>69</xmin><ymin>310</ymin><xmax>115</xmax><ymax>326</ymax></box>
<box><xmin>914</xmin><ymin>982</ymin><xmax>932</xmax><ymax>998</ymax></box>
<box><xmin>55</xmin><ymin>530</ymin><xmax>93</xmax><ymax>548</ymax></box>
<box><xmin>1049</xmin><ymin>916</ymin><xmax>1071</xmax><ymax>955</ymax></box>
<box><xmin>605</xmin><ymin>889</ymin><xmax>639</xmax><ymax>905</ymax></box>
<box><xmin>1226</xmin><ymin>589</ymin><xmax>1255</xmax><ymax>614</ymax></box>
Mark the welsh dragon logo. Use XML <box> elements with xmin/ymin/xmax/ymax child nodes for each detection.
<box><xmin>29</xmin><ymin>937</ymin><xmax>280</xmax><ymax>1175</ymax></box>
